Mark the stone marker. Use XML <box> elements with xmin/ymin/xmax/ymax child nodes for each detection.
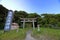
<box><xmin>37</xmin><ymin>24</ymin><xmax>40</xmax><ymax>31</ymax></box>
<box><xmin>4</xmin><ymin>10</ymin><xmax>14</xmax><ymax>32</ymax></box>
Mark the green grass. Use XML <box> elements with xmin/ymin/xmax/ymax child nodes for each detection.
<box><xmin>32</xmin><ymin>27</ymin><xmax>60</xmax><ymax>40</ymax></box>
<box><xmin>0</xmin><ymin>28</ymin><xmax>29</xmax><ymax>40</ymax></box>
<box><xmin>0</xmin><ymin>27</ymin><xmax>60</xmax><ymax>40</ymax></box>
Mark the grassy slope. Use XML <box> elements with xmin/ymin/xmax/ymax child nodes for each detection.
<box><xmin>0</xmin><ymin>28</ymin><xmax>28</xmax><ymax>40</ymax></box>
<box><xmin>32</xmin><ymin>27</ymin><xmax>60</xmax><ymax>40</ymax></box>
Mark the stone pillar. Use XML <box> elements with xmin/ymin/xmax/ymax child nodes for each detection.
<box><xmin>37</xmin><ymin>24</ymin><xmax>40</xmax><ymax>31</ymax></box>
<box><xmin>33</xmin><ymin>19</ymin><xmax>35</xmax><ymax>29</ymax></box>
<box><xmin>23</xmin><ymin>19</ymin><xmax>25</xmax><ymax>29</ymax></box>
<box><xmin>4</xmin><ymin>10</ymin><xmax>14</xmax><ymax>32</ymax></box>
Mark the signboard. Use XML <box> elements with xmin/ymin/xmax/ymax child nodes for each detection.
<box><xmin>4</xmin><ymin>10</ymin><xmax>14</xmax><ymax>31</ymax></box>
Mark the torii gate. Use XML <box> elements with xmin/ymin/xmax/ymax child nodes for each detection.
<box><xmin>20</xmin><ymin>18</ymin><xmax>37</xmax><ymax>29</ymax></box>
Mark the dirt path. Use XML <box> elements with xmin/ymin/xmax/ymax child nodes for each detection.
<box><xmin>25</xmin><ymin>30</ymin><xmax>36</xmax><ymax>40</ymax></box>
<box><xmin>25</xmin><ymin>30</ymin><xmax>51</xmax><ymax>40</ymax></box>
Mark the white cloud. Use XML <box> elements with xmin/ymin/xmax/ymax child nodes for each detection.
<box><xmin>0</xmin><ymin>0</ymin><xmax>29</xmax><ymax>11</ymax></box>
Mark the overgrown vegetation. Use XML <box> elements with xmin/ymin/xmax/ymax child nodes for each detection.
<box><xmin>0</xmin><ymin>28</ymin><xmax>29</xmax><ymax>40</ymax></box>
<box><xmin>32</xmin><ymin>27</ymin><xmax>60</xmax><ymax>40</ymax></box>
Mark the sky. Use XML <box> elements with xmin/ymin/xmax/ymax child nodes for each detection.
<box><xmin>0</xmin><ymin>0</ymin><xmax>60</xmax><ymax>14</ymax></box>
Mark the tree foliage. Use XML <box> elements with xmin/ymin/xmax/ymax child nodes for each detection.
<box><xmin>0</xmin><ymin>5</ymin><xmax>60</xmax><ymax>29</ymax></box>
<box><xmin>0</xmin><ymin>5</ymin><xmax>8</xmax><ymax>29</ymax></box>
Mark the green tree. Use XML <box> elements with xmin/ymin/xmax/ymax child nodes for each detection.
<box><xmin>13</xmin><ymin>11</ymin><xmax>28</xmax><ymax>26</ymax></box>
<box><xmin>0</xmin><ymin>5</ymin><xmax>8</xmax><ymax>29</ymax></box>
<box><xmin>27</xmin><ymin>13</ymin><xmax>40</xmax><ymax>18</ymax></box>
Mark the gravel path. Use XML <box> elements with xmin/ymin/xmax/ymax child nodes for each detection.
<box><xmin>25</xmin><ymin>30</ymin><xmax>36</xmax><ymax>40</ymax></box>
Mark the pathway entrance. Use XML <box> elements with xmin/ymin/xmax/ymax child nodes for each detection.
<box><xmin>25</xmin><ymin>30</ymin><xmax>36</xmax><ymax>40</ymax></box>
<box><xmin>20</xmin><ymin>18</ymin><xmax>37</xmax><ymax>29</ymax></box>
